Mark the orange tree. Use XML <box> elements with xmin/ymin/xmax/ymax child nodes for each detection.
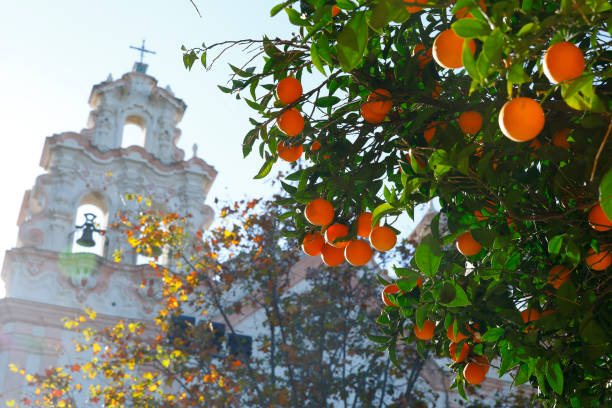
<box><xmin>182</xmin><ymin>0</ymin><xmax>612</xmax><ymax>406</ymax></box>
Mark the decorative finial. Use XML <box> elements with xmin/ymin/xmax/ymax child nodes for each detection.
<box><xmin>192</xmin><ymin>143</ymin><xmax>198</xmax><ymax>158</ymax></box>
<box><xmin>106</xmin><ymin>73</ymin><xmax>113</xmax><ymax>82</ymax></box>
<box><xmin>129</xmin><ymin>40</ymin><xmax>156</xmax><ymax>74</ymax></box>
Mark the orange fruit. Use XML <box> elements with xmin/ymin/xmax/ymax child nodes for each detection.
<box><xmin>331</xmin><ymin>5</ymin><xmax>340</xmax><ymax>17</ymax></box>
<box><xmin>473</xmin><ymin>355</ymin><xmax>490</xmax><ymax>375</ymax></box>
<box><xmin>424</xmin><ymin>122</ymin><xmax>447</xmax><ymax>144</ymax></box>
<box><xmin>547</xmin><ymin>265</ymin><xmax>571</xmax><ymax>289</ymax></box>
<box><xmin>541</xmin><ymin>309</ymin><xmax>555</xmax><ymax>317</ymax></box>
<box><xmin>369</xmin><ymin>226</ymin><xmax>397</xmax><ymax>252</ymax></box>
<box><xmin>543</xmin><ymin>42</ymin><xmax>585</xmax><ymax>83</ymax></box>
<box><xmin>455</xmin><ymin>0</ymin><xmax>486</xmax><ymax>19</ymax></box>
<box><xmin>361</xmin><ymin>103</ymin><xmax>386</xmax><ymax>124</ymax></box>
<box><xmin>432</xmin><ymin>29</ymin><xmax>476</xmax><ymax>69</ymax></box>
<box><xmin>304</xmin><ymin>198</ymin><xmax>334</xmax><ymax>226</ymax></box>
<box><xmin>382</xmin><ymin>283</ymin><xmax>401</xmax><ymax>307</ymax></box>
<box><xmin>464</xmin><ymin>361</ymin><xmax>487</xmax><ymax>385</ymax></box>
<box><xmin>277</xmin><ymin>108</ymin><xmax>305</xmax><ymax>136</ymax></box>
<box><xmin>449</xmin><ymin>342</ymin><xmax>470</xmax><ymax>363</ymax></box>
<box><xmin>521</xmin><ymin>308</ymin><xmax>540</xmax><ymax>321</ymax></box>
<box><xmin>414</xmin><ymin>320</ymin><xmax>436</xmax><ymax>340</ymax></box>
<box><xmin>585</xmin><ymin>247</ymin><xmax>612</xmax><ymax>271</ymax></box>
<box><xmin>357</xmin><ymin>212</ymin><xmax>378</xmax><ymax>238</ymax></box>
<box><xmin>447</xmin><ymin>321</ymin><xmax>469</xmax><ymax>343</ymax></box>
<box><xmin>552</xmin><ymin>128</ymin><xmax>571</xmax><ymax>148</ymax></box>
<box><xmin>588</xmin><ymin>203</ymin><xmax>612</xmax><ymax>231</ymax></box>
<box><xmin>458</xmin><ymin>111</ymin><xmax>483</xmax><ymax>135</ymax></box>
<box><xmin>310</xmin><ymin>140</ymin><xmax>322</xmax><ymax>151</ymax></box>
<box><xmin>529</xmin><ymin>138</ymin><xmax>543</xmax><ymax>150</ymax></box>
<box><xmin>325</xmin><ymin>223</ymin><xmax>350</xmax><ymax>248</ymax></box>
<box><xmin>366</xmin><ymin>89</ymin><xmax>393</xmax><ymax>116</ymax></box>
<box><xmin>413</xmin><ymin>44</ymin><xmax>433</xmax><ymax>69</ymax></box>
<box><xmin>276</xmin><ymin>77</ymin><xmax>303</xmax><ymax>105</ymax></box>
<box><xmin>416</xmin><ymin>276</ymin><xmax>423</xmax><ymax>288</ymax></box>
<box><xmin>344</xmin><ymin>240</ymin><xmax>373</xmax><ymax>266</ymax></box>
<box><xmin>277</xmin><ymin>140</ymin><xmax>303</xmax><ymax>162</ymax></box>
<box><xmin>302</xmin><ymin>232</ymin><xmax>325</xmax><ymax>256</ymax></box>
<box><xmin>498</xmin><ymin>97</ymin><xmax>545</xmax><ymax>142</ymax></box>
<box><xmin>404</xmin><ymin>0</ymin><xmax>427</xmax><ymax>13</ymax></box>
<box><xmin>321</xmin><ymin>243</ymin><xmax>345</xmax><ymax>266</ymax></box>
<box><xmin>431</xmin><ymin>82</ymin><xmax>442</xmax><ymax>99</ymax></box>
<box><xmin>456</xmin><ymin>231</ymin><xmax>482</xmax><ymax>256</ymax></box>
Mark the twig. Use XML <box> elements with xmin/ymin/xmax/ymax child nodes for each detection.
<box><xmin>590</xmin><ymin>119</ymin><xmax>612</xmax><ymax>182</ymax></box>
<box><xmin>188</xmin><ymin>0</ymin><xmax>202</xmax><ymax>17</ymax></box>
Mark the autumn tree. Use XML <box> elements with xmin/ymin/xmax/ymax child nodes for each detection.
<box><xmin>181</xmin><ymin>0</ymin><xmax>612</xmax><ymax>406</ymax></box>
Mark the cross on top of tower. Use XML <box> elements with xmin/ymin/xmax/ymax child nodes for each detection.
<box><xmin>129</xmin><ymin>40</ymin><xmax>156</xmax><ymax>74</ymax></box>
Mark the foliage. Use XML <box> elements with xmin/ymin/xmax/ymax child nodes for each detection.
<box><xmin>182</xmin><ymin>0</ymin><xmax>612</xmax><ymax>406</ymax></box>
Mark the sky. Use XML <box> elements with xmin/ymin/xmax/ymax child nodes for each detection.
<box><xmin>0</xmin><ymin>1</ymin><xmax>430</xmax><ymax>296</ymax></box>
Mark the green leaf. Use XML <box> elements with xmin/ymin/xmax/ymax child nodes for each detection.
<box><xmin>481</xmin><ymin>327</ymin><xmax>504</xmax><ymax>342</ymax></box>
<box><xmin>546</xmin><ymin>362</ymin><xmax>564</xmax><ymax>395</ymax></box>
<box><xmin>310</xmin><ymin>42</ymin><xmax>326</xmax><ymax>75</ymax></box>
<box><xmin>366</xmin><ymin>333</ymin><xmax>391</xmax><ymax>344</ymax></box>
<box><xmin>372</xmin><ymin>202</ymin><xmax>398</xmax><ymax>225</ymax></box>
<box><xmin>507</xmin><ymin>63</ymin><xmax>529</xmax><ymax>84</ymax></box>
<box><xmin>514</xmin><ymin>363</ymin><xmax>530</xmax><ymax>386</ymax></box>
<box><xmin>284</xmin><ymin>7</ymin><xmax>310</xmax><ymax>26</ymax></box>
<box><xmin>415</xmin><ymin>304</ymin><xmax>430</xmax><ymax>329</ymax></box>
<box><xmin>599</xmin><ymin>167</ymin><xmax>612</xmax><ymax>221</ymax></box>
<box><xmin>254</xmin><ymin>156</ymin><xmax>275</xmax><ymax>179</ymax></box>
<box><xmin>462</xmin><ymin>39</ymin><xmax>479</xmax><ymax>81</ymax></box>
<box><xmin>440</xmin><ymin>282</ymin><xmax>471</xmax><ymax>307</ymax></box>
<box><xmin>483</xmin><ymin>29</ymin><xmax>504</xmax><ymax>62</ymax></box>
<box><xmin>396</xmin><ymin>271</ymin><xmax>420</xmax><ymax>292</ymax></box>
<box><xmin>517</xmin><ymin>22</ymin><xmax>537</xmax><ymax>36</ymax></box>
<box><xmin>270</xmin><ymin>1</ymin><xmax>290</xmax><ymax>16</ymax></box>
<box><xmin>548</xmin><ymin>234</ymin><xmax>565</xmax><ymax>256</ymax></box>
<box><xmin>429</xmin><ymin>150</ymin><xmax>453</xmax><ymax>178</ymax></box>
<box><xmin>415</xmin><ymin>234</ymin><xmax>442</xmax><ymax>278</ymax></box>
<box><xmin>337</xmin><ymin>12</ymin><xmax>368</xmax><ymax>72</ymax></box>
<box><xmin>368</xmin><ymin>0</ymin><xmax>404</xmax><ymax>33</ymax></box>
<box><xmin>451</xmin><ymin>19</ymin><xmax>491</xmax><ymax>38</ymax></box>
<box><xmin>315</xmin><ymin>96</ymin><xmax>341</xmax><ymax>107</ymax></box>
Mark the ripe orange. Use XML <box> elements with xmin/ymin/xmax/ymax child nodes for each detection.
<box><xmin>520</xmin><ymin>308</ymin><xmax>541</xmax><ymax>332</ymax></box>
<box><xmin>304</xmin><ymin>198</ymin><xmax>334</xmax><ymax>226</ymax></box>
<box><xmin>464</xmin><ymin>361</ymin><xmax>487</xmax><ymax>385</ymax></box>
<box><xmin>331</xmin><ymin>5</ymin><xmax>340</xmax><ymax>17</ymax></box>
<box><xmin>458</xmin><ymin>111</ymin><xmax>483</xmax><ymax>135</ymax></box>
<box><xmin>449</xmin><ymin>342</ymin><xmax>470</xmax><ymax>363</ymax></box>
<box><xmin>424</xmin><ymin>122</ymin><xmax>447</xmax><ymax>144</ymax></box>
<box><xmin>588</xmin><ymin>203</ymin><xmax>612</xmax><ymax>231</ymax></box>
<box><xmin>432</xmin><ymin>29</ymin><xmax>476</xmax><ymax>69</ymax></box>
<box><xmin>357</xmin><ymin>212</ymin><xmax>378</xmax><ymax>238</ymax></box>
<box><xmin>277</xmin><ymin>140</ymin><xmax>303</xmax><ymax>162</ymax></box>
<box><xmin>276</xmin><ymin>77</ymin><xmax>303</xmax><ymax>105</ymax></box>
<box><xmin>382</xmin><ymin>283</ymin><xmax>401</xmax><ymax>307</ymax></box>
<box><xmin>498</xmin><ymin>97</ymin><xmax>545</xmax><ymax>142</ymax></box>
<box><xmin>325</xmin><ymin>223</ymin><xmax>350</xmax><ymax>248</ymax></box>
<box><xmin>310</xmin><ymin>140</ymin><xmax>322</xmax><ymax>151</ymax></box>
<box><xmin>447</xmin><ymin>321</ymin><xmax>469</xmax><ymax>343</ymax></box>
<box><xmin>455</xmin><ymin>0</ymin><xmax>486</xmax><ymax>19</ymax></box>
<box><xmin>344</xmin><ymin>240</ymin><xmax>373</xmax><ymax>266</ymax></box>
<box><xmin>529</xmin><ymin>138</ymin><xmax>543</xmax><ymax>151</ymax></box>
<box><xmin>547</xmin><ymin>265</ymin><xmax>571</xmax><ymax>289</ymax></box>
<box><xmin>413</xmin><ymin>44</ymin><xmax>433</xmax><ymax>69</ymax></box>
<box><xmin>416</xmin><ymin>276</ymin><xmax>423</xmax><ymax>288</ymax></box>
<box><xmin>404</xmin><ymin>0</ymin><xmax>427</xmax><ymax>13</ymax></box>
<box><xmin>585</xmin><ymin>247</ymin><xmax>612</xmax><ymax>271</ymax></box>
<box><xmin>302</xmin><ymin>232</ymin><xmax>325</xmax><ymax>256</ymax></box>
<box><xmin>473</xmin><ymin>355</ymin><xmax>490</xmax><ymax>375</ymax></box>
<box><xmin>321</xmin><ymin>243</ymin><xmax>345</xmax><ymax>266</ymax></box>
<box><xmin>456</xmin><ymin>231</ymin><xmax>481</xmax><ymax>256</ymax></box>
<box><xmin>552</xmin><ymin>128</ymin><xmax>571</xmax><ymax>148</ymax></box>
<box><xmin>369</xmin><ymin>226</ymin><xmax>397</xmax><ymax>252</ymax></box>
<box><xmin>543</xmin><ymin>42</ymin><xmax>585</xmax><ymax>83</ymax></box>
<box><xmin>414</xmin><ymin>320</ymin><xmax>436</xmax><ymax>340</ymax></box>
<box><xmin>366</xmin><ymin>89</ymin><xmax>393</xmax><ymax>116</ymax></box>
<box><xmin>277</xmin><ymin>108</ymin><xmax>305</xmax><ymax>136</ymax></box>
<box><xmin>361</xmin><ymin>103</ymin><xmax>386</xmax><ymax>124</ymax></box>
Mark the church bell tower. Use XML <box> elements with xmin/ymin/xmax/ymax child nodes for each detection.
<box><xmin>0</xmin><ymin>57</ymin><xmax>216</xmax><ymax>398</ymax></box>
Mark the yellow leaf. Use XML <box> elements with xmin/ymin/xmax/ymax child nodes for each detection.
<box><xmin>8</xmin><ymin>364</ymin><xmax>18</xmax><ymax>373</ymax></box>
<box><xmin>6</xmin><ymin>400</ymin><xmax>16</xmax><ymax>407</ymax></box>
<box><xmin>128</xmin><ymin>323</ymin><xmax>136</xmax><ymax>333</ymax></box>
<box><xmin>161</xmin><ymin>358</ymin><xmax>170</xmax><ymax>368</ymax></box>
<box><xmin>85</xmin><ymin>309</ymin><xmax>97</xmax><ymax>320</ymax></box>
<box><xmin>105</xmin><ymin>171</ymin><xmax>113</xmax><ymax>177</ymax></box>
<box><xmin>148</xmin><ymin>384</ymin><xmax>157</xmax><ymax>392</ymax></box>
<box><xmin>92</xmin><ymin>343</ymin><xmax>101</xmax><ymax>354</ymax></box>
<box><xmin>58</xmin><ymin>400</ymin><xmax>66</xmax><ymax>407</ymax></box>
<box><xmin>25</xmin><ymin>374</ymin><xmax>35</xmax><ymax>382</ymax></box>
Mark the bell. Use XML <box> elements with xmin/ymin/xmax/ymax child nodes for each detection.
<box><xmin>76</xmin><ymin>226</ymin><xmax>96</xmax><ymax>247</ymax></box>
<box><xmin>75</xmin><ymin>213</ymin><xmax>101</xmax><ymax>248</ymax></box>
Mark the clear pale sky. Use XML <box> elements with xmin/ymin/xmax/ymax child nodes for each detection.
<box><xmin>0</xmin><ymin>1</ymin><xmax>428</xmax><ymax>296</ymax></box>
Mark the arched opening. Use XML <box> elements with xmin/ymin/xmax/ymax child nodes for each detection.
<box><xmin>72</xmin><ymin>192</ymin><xmax>108</xmax><ymax>256</ymax></box>
<box><xmin>121</xmin><ymin>115</ymin><xmax>146</xmax><ymax>148</ymax></box>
